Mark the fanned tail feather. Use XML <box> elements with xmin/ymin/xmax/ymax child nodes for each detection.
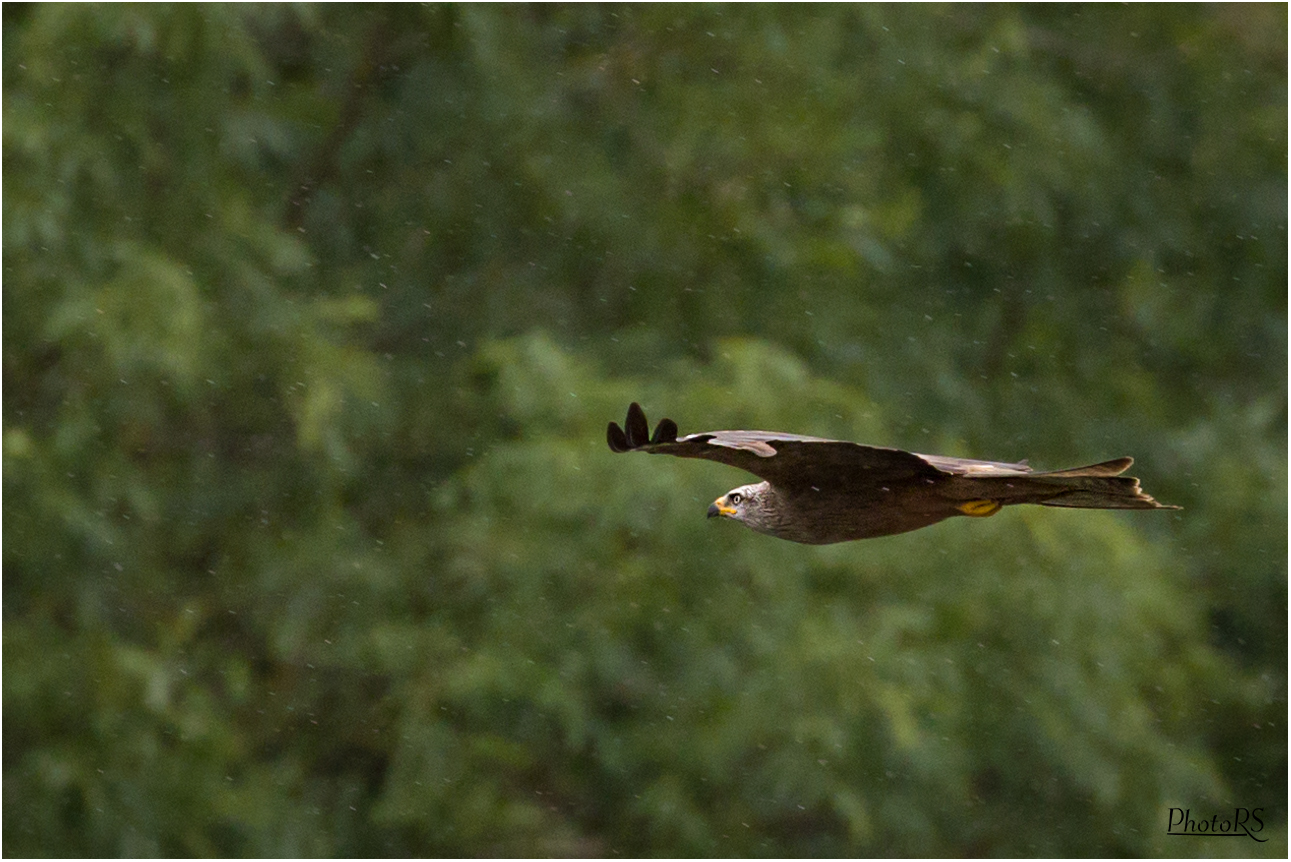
<box><xmin>1035</xmin><ymin>457</ymin><xmax>1134</xmax><ymax>478</ymax></box>
<box><xmin>969</xmin><ymin>458</ymin><xmax>1179</xmax><ymax>510</ymax></box>
<box><xmin>1037</xmin><ymin>483</ymin><xmax>1175</xmax><ymax>510</ymax></box>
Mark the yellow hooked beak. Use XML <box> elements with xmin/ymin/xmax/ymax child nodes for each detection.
<box><xmin>707</xmin><ymin>497</ymin><xmax>738</xmax><ymax>518</ymax></box>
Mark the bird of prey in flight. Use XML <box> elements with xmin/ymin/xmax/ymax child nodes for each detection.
<box><xmin>607</xmin><ymin>403</ymin><xmax>1177</xmax><ymax>544</ymax></box>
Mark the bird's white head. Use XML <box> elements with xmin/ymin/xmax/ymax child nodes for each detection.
<box><xmin>707</xmin><ymin>483</ymin><xmax>765</xmax><ymax>524</ymax></box>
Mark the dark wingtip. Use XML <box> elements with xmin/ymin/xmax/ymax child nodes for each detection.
<box><xmin>625</xmin><ymin>402</ymin><xmax>650</xmax><ymax>448</ymax></box>
<box><xmin>607</xmin><ymin>422</ymin><xmax>630</xmax><ymax>453</ymax></box>
<box><xmin>610</xmin><ymin>403</ymin><xmax>680</xmax><ymax>452</ymax></box>
<box><xmin>652</xmin><ymin>417</ymin><xmax>678</xmax><ymax>445</ymax></box>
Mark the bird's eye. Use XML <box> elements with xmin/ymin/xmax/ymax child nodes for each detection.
<box><xmin>729</xmin><ymin>492</ymin><xmax>742</xmax><ymax>505</ymax></box>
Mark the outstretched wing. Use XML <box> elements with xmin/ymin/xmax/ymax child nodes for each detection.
<box><xmin>916</xmin><ymin>453</ymin><xmax>1033</xmax><ymax>477</ymax></box>
<box><xmin>607</xmin><ymin>402</ymin><xmax>964</xmax><ymax>491</ymax></box>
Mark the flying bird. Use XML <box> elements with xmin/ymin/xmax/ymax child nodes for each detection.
<box><xmin>607</xmin><ymin>402</ymin><xmax>1178</xmax><ymax>544</ymax></box>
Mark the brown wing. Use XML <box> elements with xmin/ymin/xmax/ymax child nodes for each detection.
<box><xmin>915</xmin><ymin>453</ymin><xmax>1033</xmax><ymax>477</ymax></box>
<box><xmin>607</xmin><ymin>402</ymin><xmax>948</xmax><ymax>492</ymax></box>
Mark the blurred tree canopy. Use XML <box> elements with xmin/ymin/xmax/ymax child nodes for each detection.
<box><xmin>4</xmin><ymin>4</ymin><xmax>1286</xmax><ymax>856</ymax></box>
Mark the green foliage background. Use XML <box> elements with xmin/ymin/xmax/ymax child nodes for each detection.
<box><xmin>4</xmin><ymin>4</ymin><xmax>1286</xmax><ymax>856</ymax></box>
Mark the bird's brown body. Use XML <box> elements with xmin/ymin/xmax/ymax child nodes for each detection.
<box><xmin>725</xmin><ymin>482</ymin><xmax>953</xmax><ymax>544</ymax></box>
<box><xmin>607</xmin><ymin>403</ymin><xmax>1177</xmax><ymax>544</ymax></box>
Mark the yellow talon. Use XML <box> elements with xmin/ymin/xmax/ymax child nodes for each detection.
<box><xmin>957</xmin><ymin>499</ymin><xmax>1002</xmax><ymax>517</ymax></box>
